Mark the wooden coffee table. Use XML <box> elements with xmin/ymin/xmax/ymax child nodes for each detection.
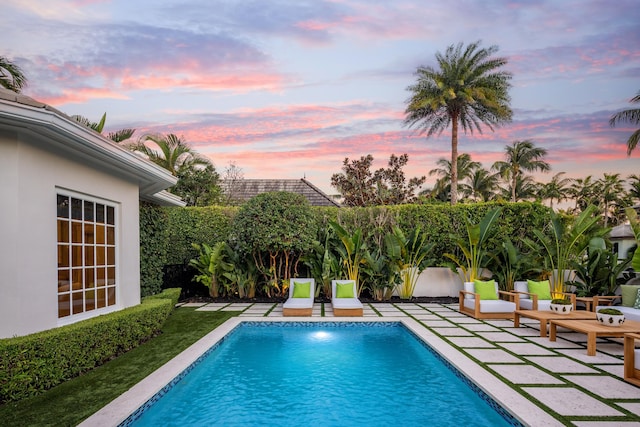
<box><xmin>513</xmin><ymin>310</ymin><xmax>595</xmax><ymax>337</ymax></box>
<box><xmin>549</xmin><ymin>319</ymin><xmax>640</xmax><ymax>356</ymax></box>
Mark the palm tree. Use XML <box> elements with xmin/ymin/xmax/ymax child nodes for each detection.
<box><xmin>492</xmin><ymin>140</ymin><xmax>550</xmax><ymax>202</ymax></box>
<box><xmin>134</xmin><ymin>133</ymin><xmax>211</xmax><ymax>176</ymax></box>
<box><xmin>609</xmin><ymin>90</ymin><xmax>640</xmax><ymax>155</ymax></box>
<box><xmin>569</xmin><ymin>175</ymin><xmax>599</xmax><ymax>213</ymax></box>
<box><xmin>404</xmin><ymin>41</ymin><xmax>513</xmax><ymax>205</ymax></box>
<box><xmin>0</xmin><ymin>56</ymin><xmax>27</xmax><ymax>93</ymax></box>
<box><xmin>598</xmin><ymin>173</ymin><xmax>625</xmax><ymax>227</ymax></box>
<box><xmin>499</xmin><ymin>174</ymin><xmax>540</xmax><ymax>202</ymax></box>
<box><xmin>466</xmin><ymin>167</ymin><xmax>500</xmax><ymax>202</ymax></box>
<box><xmin>72</xmin><ymin>112</ymin><xmax>135</xmax><ymax>144</ymax></box>
<box><xmin>428</xmin><ymin>153</ymin><xmax>480</xmax><ymax>201</ymax></box>
<box><xmin>541</xmin><ymin>172</ymin><xmax>573</xmax><ymax>209</ymax></box>
<box><xmin>628</xmin><ymin>174</ymin><xmax>640</xmax><ymax>204</ymax></box>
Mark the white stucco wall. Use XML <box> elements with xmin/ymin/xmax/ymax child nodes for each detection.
<box><xmin>0</xmin><ymin>130</ymin><xmax>141</xmax><ymax>338</ymax></box>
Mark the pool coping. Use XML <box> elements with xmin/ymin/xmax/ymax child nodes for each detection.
<box><xmin>80</xmin><ymin>316</ymin><xmax>561</xmax><ymax>427</ymax></box>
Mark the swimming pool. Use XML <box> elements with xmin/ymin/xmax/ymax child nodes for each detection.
<box><xmin>123</xmin><ymin>322</ymin><xmax>521</xmax><ymax>426</ymax></box>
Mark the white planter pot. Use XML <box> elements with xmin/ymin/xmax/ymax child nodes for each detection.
<box><xmin>596</xmin><ymin>312</ymin><xmax>626</xmax><ymax>327</ymax></box>
<box><xmin>549</xmin><ymin>302</ymin><xmax>573</xmax><ymax>314</ymax></box>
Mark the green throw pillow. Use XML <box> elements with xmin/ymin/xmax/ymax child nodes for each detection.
<box><xmin>621</xmin><ymin>285</ymin><xmax>640</xmax><ymax>307</ymax></box>
<box><xmin>336</xmin><ymin>282</ymin><xmax>355</xmax><ymax>298</ymax></box>
<box><xmin>474</xmin><ymin>279</ymin><xmax>498</xmax><ymax>300</ymax></box>
<box><xmin>527</xmin><ymin>279</ymin><xmax>552</xmax><ymax>300</ymax></box>
<box><xmin>634</xmin><ymin>288</ymin><xmax>640</xmax><ymax>310</ymax></box>
<box><xmin>292</xmin><ymin>281</ymin><xmax>311</xmax><ymax>298</ymax></box>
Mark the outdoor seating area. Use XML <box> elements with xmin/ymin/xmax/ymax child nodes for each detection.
<box><xmin>282</xmin><ymin>278</ymin><xmax>315</xmax><ymax>317</ymax></box>
<box><xmin>459</xmin><ymin>280</ymin><xmax>519</xmax><ymax>320</ymax></box>
<box><xmin>180</xmin><ymin>299</ymin><xmax>640</xmax><ymax>425</ymax></box>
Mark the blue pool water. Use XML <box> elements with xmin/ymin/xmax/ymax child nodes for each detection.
<box><xmin>127</xmin><ymin>322</ymin><xmax>520</xmax><ymax>427</ymax></box>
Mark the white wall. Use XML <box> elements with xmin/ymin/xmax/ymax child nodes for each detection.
<box><xmin>412</xmin><ymin>267</ymin><xmax>464</xmax><ymax>297</ymax></box>
<box><xmin>0</xmin><ymin>131</ymin><xmax>141</xmax><ymax>338</ymax></box>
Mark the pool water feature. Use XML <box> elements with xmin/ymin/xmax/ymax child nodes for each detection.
<box><xmin>126</xmin><ymin>322</ymin><xmax>521</xmax><ymax>426</ymax></box>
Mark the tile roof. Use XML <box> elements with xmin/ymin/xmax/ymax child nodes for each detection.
<box><xmin>221</xmin><ymin>178</ymin><xmax>340</xmax><ymax>207</ymax></box>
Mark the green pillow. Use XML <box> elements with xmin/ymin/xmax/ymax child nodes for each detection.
<box><xmin>527</xmin><ymin>279</ymin><xmax>552</xmax><ymax>300</ymax></box>
<box><xmin>621</xmin><ymin>285</ymin><xmax>640</xmax><ymax>307</ymax></box>
<box><xmin>474</xmin><ymin>279</ymin><xmax>498</xmax><ymax>300</ymax></box>
<box><xmin>336</xmin><ymin>282</ymin><xmax>355</xmax><ymax>298</ymax></box>
<box><xmin>633</xmin><ymin>288</ymin><xmax>640</xmax><ymax>310</ymax></box>
<box><xmin>292</xmin><ymin>281</ymin><xmax>311</xmax><ymax>298</ymax></box>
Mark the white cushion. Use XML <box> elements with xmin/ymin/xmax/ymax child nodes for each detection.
<box><xmin>519</xmin><ymin>299</ymin><xmax>551</xmax><ymax>311</ymax></box>
<box><xmin>283</xmin><ymin>278</ymin><xmax>315</xmax><ymax>310</ymax></box>
<box><xmin>283</xmin><ymin>298</ymin><xmax>313</xmax><ymax>309</ymax></box>
<box><xmin>514</xmin><ymin>281</ymin><xmax>529</xmax><ymax>299</ymax></box>
<box><xmin>331</xmin><ymin>280</ymin><xmax>363</xmax><ymax>309</ymax></box>
<box><xmin>463</xmin><ymin>299</ymin><xmax>516</xmax><ymax>313</ymax></box>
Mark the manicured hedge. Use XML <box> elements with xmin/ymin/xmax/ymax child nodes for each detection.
<box><xmin>140</xmin><ymin>202</ymin><xmax>170</xmax><ymax>297</ymax></box>
<box><xmin>0</xmin><ymin>288</ymin><xmax>180</xmax><ymax>404</ymax></box>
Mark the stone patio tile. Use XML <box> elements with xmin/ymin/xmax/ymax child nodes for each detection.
<box><xmin>556</xmin><ymin>349</ymin><xmax>623</xmax><ymax>364</ymax></box>
<box><xmin>446</xmin><ymin>336</ymin><xmax>495</xmax><ymax>348</ymax></box>
<box><xmin>465</xmin><ymin>348</ymin><xmax>522</xmax><ymax>363</ymax></box>
<box><xmin>491</xmin><ymin>364</ymin><xmax>563</xmax><ymax>384</ymax></box>
<box><xmin>181</xmin><ymin>302</ymin><xmax>207</xmax><ymax>307</ymax></box>
<box><xmin>426</xmin><ymin>306</ymin><xmax>453</xmax><ymax>311</ymax></box>
<box><xmin>499</xmin><ymin>342</ymin><xmax>556</xmax><ymax>356</ymax></box>
<box><xmin>593</xmin><ymin>364</ymin><xmax>624</xmax><ymax>377</ymax></box>
<box><xmin>446</xmin><ymin>316</ymin><xmax>482</xmax><ymax>324</ymax></box>
<box><xmin>522</xmin><ymin>387</ymin><xmax>624</xmax><ymax>416</ymax></box>
<box><xmin>524</xmin><ymin>356</ymin><xmax>598</xmax><ymax>374</ymax></box>
<box><xmin>594</xmin><ymin>342</ymin><xmax>625</xmax><ymax>356</ymax></box>
<box><xmin>573</xmin><ymin>423</ymin><xmax>640</xmax><ymax>427</ymax></box>
<box><xmin>220</xmin><ymin>306</ymin><xmax>246</xmax><ymax>311</ymax></box>
<box><xmin>476</xmin><ymin>331</ymin><xmax>524</xmax><ymax>342</ymax></box>
<box><xmin>617</xmin><ymin>402</ymin><xmax>640</xmax><ymax>417</ymax></box>
<box><xmin>430</xmin><ymin>327</ymin><xmax>474</xmax><ymax>337</ymax></box>
<box><xmin>195</xmin><ymin>306</ymin><xmax>222</xmax><ymax>311</ymax></box>
<box><xmin>227</xmin><ymin>303</ymin><xmax>253</xmax><ymax>307</ymax></box>
<box><xmin>562</xmin><ymin>375</ymin><xmax>640</xmax><ymax>399</ymax></box>
<box><xmin>483</xmin><ymin>320</ymin><xmax>515</xmax><ymax>328</ymax></box>
<box><xmin>527</xmin><ymin>336</ymin><xmax>583</xmax><ymax>349</ymax></box>
<box><xmin>462</xmin><ymin>323</ymin><xmax>500</xmax><ymax>332</ymax></box>
<box><xmin>420</xmin><ymin>320</ymin><xmax>454</xmax><ymax>328</ymax></box>
<box><xmin>411</xmin><ymin>314</ymin><xmax>441</xmax><ymax>320</ymax></box>
<box><xmin>372</xmin><ymin>304</ymin><xmax>396</xmax><ymax>310</ymax></box>
<box><xmin>510</xmin><ymin>327</ymin><xmax>545</xmax><ymax>337</ymax></box>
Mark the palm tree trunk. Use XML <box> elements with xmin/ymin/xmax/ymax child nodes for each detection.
<box><xmin>450</xmin><ymin>114</ymin><xmax>459</xmax><ymax>205</ymax></box>
<box><xmin>511</xmin><ymin>173</ymin><xmax>517</xmax><ymax>202</ymax></box>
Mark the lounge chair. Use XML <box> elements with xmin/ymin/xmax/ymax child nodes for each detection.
<box><xmin>624</xmin><ymin>332</ymin><xmax>640</xmax><ymax>387</ymax></box>
<box><xmin>459</xmin><ymin>280</ymin><xmax>519</xmax><ymax>320</ymax></box>
<box><xmin>283</xmin><ymin>278</ymin><xmax>315</xmax><ymax>316</ymax></box>
<box><xmin>331</xmin><ymin>280</ymin><xmax>363</xmax><ymax>317</ymax></box>
<box><xmin>514</xmin><ymin>280</ymin><xmax>576</xmax><ymax>311</ymax></box>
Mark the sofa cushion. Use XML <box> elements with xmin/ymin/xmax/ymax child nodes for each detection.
<box><xmin>621</xmin><ymin>285</ymin><xmax>640</xmax><ymax>307</ymax></box>
<box><xmin>474</xmin><ymin>279</ymin><xmax>498</xmax><ymax>300</ymax></box>
<box><xmin>463</xmin><ymin>299</ymin><xmax>515</xmax><ymax>313</ymax></box>
<box><xmin>335</xmin><ymin>282</ymin><xmax>355</xmax><ymax>298</ymax></box>
<box><xmin>527</xmin><ymin>279</ymin><xmax>552</xmax><ymax>300</ymax></box>
<box><xmin>292</xmin><ymin>281</ymin><xmax>311</xmax><ymax>298</ymax></box>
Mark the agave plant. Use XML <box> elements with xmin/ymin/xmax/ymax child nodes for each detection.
<box><xmin>444</xmin><ymin>207</ymin><xmax>502</xmax><ymax>282</ymax></box>
<box><xmin>385</xmin><ymin>225</ymin><xmax>434</xmax><ymax>299</ymax></box>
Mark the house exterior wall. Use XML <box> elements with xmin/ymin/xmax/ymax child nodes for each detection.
<box><xmin>0</xmin><ymin>130</ymin><xmax>141</xmax><ymax>338</ymax></box>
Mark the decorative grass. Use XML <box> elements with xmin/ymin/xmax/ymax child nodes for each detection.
<box><xmin>0</xmin><ymin>308</ymin><xmax>238</xmax><ymax>426</ymax></box>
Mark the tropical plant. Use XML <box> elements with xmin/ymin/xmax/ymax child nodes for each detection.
<box><xmin>134</xmin><ymin>133</ymin><xmax>211</xmax><ymax>176</ymax></box>
<box><xmin>71</xmin><ymin>113</ymin><xmax>135</xmax><ymax>144</ymax></box>
<box><xmin>428</xmin><ymin>153</ymin><xmax>480</xmax><ymax>201</ymax></box>
<box><xmin>385</xmin><ymin>225</ymin><xmax>435</xmax><ymax>298</ymax></box>
<box><xmin>221</xmin><ymin>244</ymin><xmax>258</xmax><ymax>298</ymax></box>
<box><xmin>189</xmin><ymin>242</ymin><xmax>230</xmax><ymax>298</ymax></box>
<box><xmin>488</xmin><ymin>237</ymin><xmax>538</xmax><ymax>291</ymax></box>
<box><xmin>626</xmin><ymin>207</ymin><xmax>640</xmax><ymax>272</ymax></box>
<box><xmin>361</xmin><ymin>249</ymin><xmax>399</xmax><ymax>301</ymax></box>
<box><xmin>542</xmin><ymin>172</ymin><xmax>573</xmax><ymax>209</ymax></box>
<box><xmin>0</xmin><ymin>56</ymin><xmax>27</xmax><ymax>93</ymax></box>
<box><xmin>404</xmin><ymin>40</ymin><xmax>513</xmax><ymax>205</ymax></box>
<box><xmin>524</xmin><ymin>205</ymin><xmax>603</xmax><ymax>298</ymax></box>
<box><xmin>329</xmin><ymin>221</ymin><xmax>368</xmax><ymax>295</ymax></box>
<box><xmin>609</xmin><ymin>90</ymin><xmax>640</xmax><ymax>155</ymax></box>
<box><xmin>492</xmin><ymin>140</ymin><xmax>550</xmax><ymax>203</ymax></box>
<box><xmin>444</xmin><ymin>207</ymin><xmax>502</xmax><ymax>282</ymax></box>
<box><xmin>302</xmin><ymin>231</ymin><xmax>341</xmax><ymax>298</ymax></box>
<box><xmin>597</xmin><ymin>173</ymin><xmax>625</xmax><ymax>227</ymax></box>
<box><xmin>465</xmin><ymin>167</ymin><xmax>499</xmax><ymax>202</ymax></box>
<box><xmin>569</xmin><ymin>244</ymin><xmax>631</xmax><ymax>297</ymax></box>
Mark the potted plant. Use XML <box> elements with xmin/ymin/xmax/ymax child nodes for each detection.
<box><xmin>550</xmin><ymin>298</ymin><xmax>574</xmax><ymax>314</ymax></box>
<box><xmin>445</xmin><ymin>207</ymin><xmax>502</xmax><ymax>284</ymax></box>
<box><xmin>596</xmin><ymin>308</ymin><xmax>626</xmax><ymax>327</ymax></box>
<box><xmin>385</xmin><ymin>225</ymin><xmax>435</xmax><ymax>299</ymax></box>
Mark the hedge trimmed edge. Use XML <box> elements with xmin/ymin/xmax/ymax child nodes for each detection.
<box><xmin>0</xmin><ymin>288</ymin><xmax>181</xmax><ymax>404</ymax></box>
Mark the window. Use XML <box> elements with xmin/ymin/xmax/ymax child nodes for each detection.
<box><xmin>57</xmin><ymin>193</ymin><xmax>116</xmax><ymax>318</ymax></box>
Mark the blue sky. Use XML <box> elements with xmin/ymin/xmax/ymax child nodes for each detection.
<box><xmin>4</xmin><ymin>0</ymin><xmax>639</xmax><ymax>195</ymax></box>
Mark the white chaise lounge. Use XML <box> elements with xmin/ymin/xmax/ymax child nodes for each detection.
<box><xmin>331</xmin><ymin>280</ymin><xmax>363</xmax><ymax>317</ymax></box>
<box><xmin>283</xmin><ymin>278</ymin><xmax>315</xmax><ymax>317</ymax></box>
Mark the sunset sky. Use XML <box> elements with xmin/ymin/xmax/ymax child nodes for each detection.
<box><xmin>4</xmin><ymin>0</ymin><xmax>639</xmax><ymax>196</ymax></box>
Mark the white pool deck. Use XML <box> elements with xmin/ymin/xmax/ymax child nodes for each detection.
<box><xmin>81</xmin><ymin>302</ymin><xmax>640</xmax><ymax>427</ymax></box>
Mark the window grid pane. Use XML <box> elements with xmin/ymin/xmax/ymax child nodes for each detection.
<box><xmin>57</xmin><ymin>193</ymin><xmax>117</xmax><ymax>318</ymax></box>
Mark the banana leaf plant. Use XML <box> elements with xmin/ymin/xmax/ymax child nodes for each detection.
<box><xmin>302</xmin><ymin>232</ymin><xmax>341</xmax><ymax>298</ymax></box>
<box><xmin>569</xmin><ymin>246</ymin><xmax>631</xmax><ymax>297</ymax></box>
<box><xmin>329</xmin><ymin>221</ymin><xmax>368</xmax><ymax>296</ymax></box>
<box><xmin>444</xmin><ymin>207</ymin><xmax>502</xmax><ymax>283</ymax></box>
<box><xmin>385</xmin><ymin>225</ymin><xmax>434</xmax><ymax>299</ymax></box>
<box><xmin>626</xmin><ymin>207</ymin><xmax>640</xmax><ymax>272</ymax></box>
<box><xmin>524</xmin><ymin>205</ymin><xmax>604</xmax><ymax>299</ymax></box>
<box><xmin>488</xmin><ymin>237</ymin><xmax>539</xmax><ymax>291</ymax></box>
<box><xmin>361</xmin><ymin>248</ymin><xmax>400</xmax><ymax>301</ymax></box>
<box><xmin>189</xmin><ymin>242</ymin><xmax>231</xmax><ymax>297</ymax></box>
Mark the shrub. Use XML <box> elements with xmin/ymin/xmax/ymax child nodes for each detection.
<box><xmin>0</xmin><ymin>289</ymin><xmax>179</xmax><ymax>404</ymax></box>
<box><xmin>140</xmin><ymin>202</ymin><xmax>169</xmax><ymax>297</ymax></box>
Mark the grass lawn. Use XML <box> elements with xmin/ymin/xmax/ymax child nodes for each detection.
<box><xmin>0</xmin><ymin>308</ymin><xmax>238</xmax><ymax>426</ymax></box>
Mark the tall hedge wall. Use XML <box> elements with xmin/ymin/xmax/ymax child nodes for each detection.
<box><xmin>139</xmin><ymin>202</ymin><xmax>169</xmax><ymax>297</ymax></box>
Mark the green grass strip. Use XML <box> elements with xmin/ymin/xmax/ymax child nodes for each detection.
<box><xmin>0</xmin><ymin>308</ymin><xmax>238</xmax><ymax>426</ymax></box>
